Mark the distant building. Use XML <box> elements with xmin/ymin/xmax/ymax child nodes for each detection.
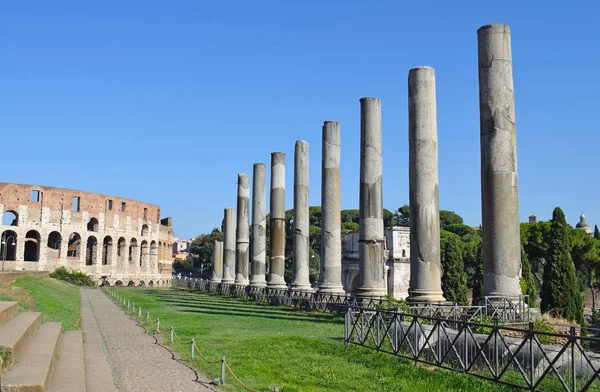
<box><xmin>529</xmin><ymin>215</ymin><xmax>537</xmax><ymax>224</ymax></box>
<box><xmin>576</xmin><ymin>213</ymin><xmax>593</xmax><ymax>237</ymax></box>
<box><xmin>172</xmin><ymin>238</ymin><xmax>191</xmax><ymax>260</ymax></box>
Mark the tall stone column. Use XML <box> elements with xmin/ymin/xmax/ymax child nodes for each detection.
<box><xmin>222</xmin><ymin>208</ymin><xmax>236</xmax><ymax>284</ymax></box>
<box><xmin>478</xmin><ymin>24</ymin><xmax>522</xmax><ymax>298</ymax></box>
<box><xmin>318</xmin><ymin>121</ymin><xmax>344</xmax><ymax>294</ymax></box>
<box><xmin>235</xmin><ymin>173</ymin><xmax>250</xmax><ymax>286</ymax></box>
<box><xmin>290</xmin><ymin>141</ymin><xmax>311</xmax><ymax>291</ymax></box>
<box><xmin>212</xmin><ymin>241</ymin><xmax>223</xmax><ymax>283</ymax></box>
<box><xmin>357</xmin><ymin>97</ymin><xmax>386</xmax><ymax>298</ymax></box>
<box><xmin>267</xmin><ymin>152</ymin><xmax>287</xmax><ymax>289</ymax></box>
<box><xmin>407</xmin><ymin>67</ymin><xmax>446</xmax><ymax>303</ymax></box>
<box><xmin>250</xmin><ymin>163</ymin><xmax>267</xmax><ymax>287</ymax></box>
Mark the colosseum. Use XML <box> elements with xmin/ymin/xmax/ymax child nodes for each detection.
<box><xmin>0</xmin><ymin>183</ymin><xmax>174</xmax><ymax>287</ymax></box>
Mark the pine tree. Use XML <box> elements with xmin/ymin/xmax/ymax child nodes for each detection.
<box><xmin>594</xmin><ymin>225</ymin><xmax>600</xmax><ymax>240</ymax></box>
<box><xmin>471</xmin><ymin>241</ymin><xmax>484</xmax><ymax>305</ymax></box>
<box><xmin>541</xmin><ymin>207</ymin><xmax>584</xmax><ymax>323</ymax></box>
<box><xmin>520</xmin><ymin>245</ymin><xmax>537</xmax><ymax>308</ymax></box>
<box><xmin>441</xmin><ymin>233</ymin><xmax>469</xmax><ymax>303</ymax></box>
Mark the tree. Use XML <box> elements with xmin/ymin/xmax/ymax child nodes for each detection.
<box><xmin>396</xmin><ymin>205</ymin><xmax>410</xmax><ymax>227</ymax></box>
<box><xmin>341</xmin><ymin>222</ymin><xmax>359</xmax><ymax>232</ymax></box>
<box><xmin>541</xmin><ymin>207</ymin><xmax>584</xmax><ymax>323</ymax></box>
<box><xmin>190</xmin><ymin>228</ymin><xmax>223</xmax><ymax>267</ymax></box>
<box><xmin>440</xmin><ymin>231</ymin><xmax>469</xmax><ymax>303</ymax></box>
<box><xmin>439</xmin><ymin>210</ymin><xmax>464</xmax><ymax>230</ymax></box>
<box><xmin>383</xmin><ymin>209</ymin><xmax>397</xmax><ymax>227</ymax></box>
<box><xmin>340</xmin><ymin>209</ymin><xmax>359</xmax><ymax>224</ymax></box>
<box><xmin>445</xmin><ymin>223</ymin><xmax>476</xmax><ymax>239</ymax></box>
<box><xmin>173</xmin><ymin>257</ymin><xmax>194</xmax><ymax>273</ymax></box>
<box><xmin>520</xmin><ymin>245</ymin><xmax>537</xmax><ymax>307</ymax></box>
<box><xmin>595</xmin><ymin>225</ymin><xmax>600</xmax><ymax>240</ymax></box>
<box><xmin>471</xmin><ymin>241</ymin><xmax>484</xmax><ymax>305</ymax></box>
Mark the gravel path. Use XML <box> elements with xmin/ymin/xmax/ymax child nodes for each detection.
<box><xmin>84</xmin><ymin>289</ymin><xmax>216</xmax><ymax>392</ymax></box>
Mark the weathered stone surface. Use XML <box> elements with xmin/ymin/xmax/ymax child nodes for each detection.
<box><xmin>235</xmin><ymin>173</ymin><xmax>250</xmax><ymax>286</ymax></box>
<box><xmin>211</xmin><ymin>241</ymin><xmax>223</xmax><ymax>283</ymax></box>
<box><xmin>290</xmin><ymin>141</ymin><xmax>312</xmax><ymax>291</ymax></box>
<box><xmin>477</xmin><ymin>24</ymin><xmax>522</xmax><ymax>297</ymax></box>
<box><xmin>250</xmin><ymin>163</ymin><xmax>267</xmax><ymax>287</ymax></box>
<box><xmin>268</xmin><ymin>152</ymin><xmax>287</xmax><ymax>289</ymax></box>
<box><xmin>407</xmin><ymin>67</ymin><xmax>445</xmax><ymax>303</ymax></box>
<box><xmin>358</xmin><ymin>98</ymin><xmax>386</xmax><ymax>298</ymax></box>
<box><xmin>318</xmin><ymin>121</ymin><xmax>344</xmax><ymax>294</ymax></box>
<box><xmin>222</xmin><ymin>208</ymin><xmax>236</xmax><ymax>284</ymax></box>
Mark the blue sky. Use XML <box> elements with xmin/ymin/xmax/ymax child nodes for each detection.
<box><xmin>1</xmin><ymin>1</ymin><xmax>598</xmax><ymax>240</ymax></box>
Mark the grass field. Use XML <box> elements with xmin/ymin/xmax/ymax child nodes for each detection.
<box><xmin>0</xmin><ymin>277</ymin><xmax>81</xmax><ymax>331</ymax></box>
<box><xmin>112</xmin><ymin>287</ymin><xmax>513</xmax><ymax>392</ymax></box>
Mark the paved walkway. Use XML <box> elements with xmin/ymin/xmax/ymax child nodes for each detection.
<box><xmin>83</xmin><ymin>289</ymin><xmax>216</xmax><ymax>392</ymax></box>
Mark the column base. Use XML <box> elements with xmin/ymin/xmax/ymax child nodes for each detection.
<box><xmin>407</xmin><ymin>290</ymin><xmax>446</xmax><ymax>304</ymax></box>
<box><xmin>234</xmin><ymin>275</ymin><xmax>249</xmax><ymax>286</ymax></box>
<box><xmin>249</xmin><ymin>276</ymin><xmax>267</xmax><ymax>288</ymax></box>
<box><xmin>221</xmin><ymin>279</ymin><xmax>235</xmax><ymax>285</ymax></box>
<box><xmin>210</xmin><ymin>278</ymin><xmax>222</xmax><ymax>284</ymax></box>
<box><xmin>356</xmin><ymin>287</ymin><xmax>386</xmax><ymax>299</ymax></box>
<box><xmin>267</xmin><ymin>274</ymin><xmax>287</xmax><ymax>289</ymax></box>
<box><xmin>289</xmin><ymin>283</ymin><xmax>313</xmax><ymax>292</ymax></box>
<box><xmin>317</xmin><ymin>285</ymin><xmax>345</xmax><ymax>295</ymax></box>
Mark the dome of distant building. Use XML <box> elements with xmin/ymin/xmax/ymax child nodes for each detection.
<box><xmin>576</xmin><ymin>212</ymin><xmax>593</xmax><ymax>236</ymax></box>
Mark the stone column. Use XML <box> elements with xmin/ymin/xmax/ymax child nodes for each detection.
<box><xmin>407</xmin><ymin>67</ymin><xmax>446</xmax><ymax>303</ymax></box>
<box><xmin>222</xmin><ymin>208</ymin><xmax>236</xmax><ymax>284</ymax></box>
<box><xmin>235</xmin><ymin>173</ymin><xmax>250</xmax><ymax>286</ymax></box>
<box><xmin>290</xmin><ymin>141</ymin><xmax>311</xmax><ymax>291</ymax></box>
<box><xmin>267</xmin><ymin>152</ymin><xmax>287</xmax><ymax>289</ymax></box>
<box><xmin>318</xmin><ymin>121</ymin><xmax>344</xmax><ymax>294</ymax></box>
<box><xmin>250</xmin><ymin>163</ymin><xmax>267</xmax><ymax>287</ymax></box>
<box><xmin>357</xmin><ymin>97</ymin><xmax>386</xmax><ymax>298</ymax></box>
<box><xmin>478</xmin><ymin>24</ymin><xmax>522</xmax><ymax>298</ymax></box>
<box><xmin>211</xmin><ymin>241</ymin><xmax>223</xmax><ymax>283</ymax></box>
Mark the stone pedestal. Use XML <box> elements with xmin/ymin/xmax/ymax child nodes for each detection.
<box><xmin>250</xmin><ymin>163</ymin><xmax>267</xmax><ymax>287</ymax></box>
<box><xmin>478</xmin><ymin>24</ymin><xmax>522</xmax><ymax>297</ymax></box>
<box><xmin>357</xmin><ymin>97</ymin><xmax>386</xmax><ymax>298</ymax></box>
<box><xmin>267</xmin><ymin>152</ymin><xmax>287</xmax><ymax>289</ymax></box>
<box><xmin>318</xmin><ymin>121</ymin><xmax>344</xmax><ymax>294</ymax></box>
<box><xmin>407</xmin><ymin>66</ymin><xmax>446</xmax><ymax>303</ymax></box>
<box><xmin>211</xmin><ymin>241</ymin><xmax>223</xmax><ymax>283</ymax></box>
<box><xmin>235</xmin><ymin>173</ymin><xmax>250</xmax><ymax>286</ymax></box>
<box><xmin>222</xmin><ymin>208</ymin><xmax>236</xmax><ymax>284</ymax></box>
<box><xmin>290</xmin><ymin>141</ymin><xmax>312</xmax><ymax>291</ymax></box>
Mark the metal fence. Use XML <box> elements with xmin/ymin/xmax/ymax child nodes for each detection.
<box><xmin>344</xmin><ymin>306</ymin><xmax>600</xmax><ymax>392</ymax></box>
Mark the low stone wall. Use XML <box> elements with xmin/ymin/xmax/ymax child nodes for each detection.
<box><xmin>0</xmin><ymin>271</ymin><xmax>49</xmax><ymax>285</ymax></box>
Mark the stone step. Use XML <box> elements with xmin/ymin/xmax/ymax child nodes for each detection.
<box><xmin>0</xmin><ymin>301</ymin><xmax>19</xmax><ymax>327</ymax></box>
<box><xmin>48</xmin><ymin>331</ymin><xmax>86</xmax><ymax>392</ymax></box>
<box><xmin>2</xmin><ymin>322</ymin><xmax>62</xmax><ymax>392</ymax></box>
<box><xmin>82</xmin><ymin>300</ymin><xmax>116</xmax><ymax>392</ymax></box>
<box><xmin>0</xmin><ymin>312</ymin><xmax>41</xmax><ymax>364</ymax></box>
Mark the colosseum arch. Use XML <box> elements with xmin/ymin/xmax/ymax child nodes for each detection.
<box><xmin>141</xmin><ymin>224</ymin><xmax>149</xmax><ymax>237</ymax></box>
<box><xmin>2</xmin><ymin>211</ymin><xmax>18</xmax><ymax>226</ymax></box>
<box><xmin>129</xmin><ymin>238</ymin><xmax>138</xmax><ymax>264</ymax></box>
<box><xmin>86</xmin><ymin>236</ymin><xmax>98</xmax><ymax>265</ymax></box>
<box><xmin>150</xmin><ymin>240</ymin><xmax>158</xmax><ymax>269</ymax></box>
<box><xmin>158</xmin><ymin>241</ymin><xmax>163</xmax><ymax>261</ymax></box>
<box><xmin>1</xmin><ymin>230</ymin><xmax>17</xmax><ymax>261</ymax></box>
<box><xmin>102</xmin><ymin>236</ymin><xmax>113</xmax><ymax>265</ymax></box>
<box><xmin>140</xmin><ymin>240</ymin><xmax>148</xmax><ymax>267</ymax></box>
<box><xmin>117</xmin><ymin>237</ymin><xmax>126</xmax><ymax>265</ymax></box>
<box><xmin>47</xmin><ymin>231</ymin><xmax>62</xmax><ymax>261</ymax></box>
<box><xmin>24</xmin><ymin>230</ymin><xmax>41</xmax><ymax>261</ymax></box>
<box><xmin>87</xmin><ymin>218</ymin><xmax>99</xmax><ymax>232</ymax></box>
<box><xmin>68</xmin><ymin>233</ymin><xmax>81</xmax><ymax>257</ymax></box>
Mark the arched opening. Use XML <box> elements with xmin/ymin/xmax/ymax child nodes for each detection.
<box><xmin>129</xmin><ymin>238</ymin><xmax>138</xmax><ymax>264</ymax></box>
<box><xmin>141</xmin><ymin>224</ymin><xmax>149</xmax><ymax>237</ymax></box>
<box><xmin>139</xmin><ymin>281</ymin><xmax>146</xmax><ymax>287</ymax></box>
<box><xmin>24</xmin><ymin>230</ymin><xmax>41</xmax><ymax>261</ymax></box>
<box><xmin>117</xmin><ymin>237</ymin><xmax>126</xmax><ymax>265</ymax></box>
<box><xmin>150</xmin><ymin>240</ymin><xmax>158</xmax><ymax>270</ymax></box>
<box><xmin>102</xmin><ymin>236</ymin><xmax>113</xmax><ymax>265</ymax></box>
<box><xmin>115</xmin><ymin>280</ymin><xmax>123</xmax><ymax>286</ymax></box>
<box><xmin>149</xmin><ymin>280</ymin><xmax>154</xmax><ymax>287</ymax></box>
<box><xmin>86</xmin><ymin>236</ymin><xmax>98</xmax><ymax>265</ymax></box>
<box><xmin>158</xmin><ymin>241</ymin><xmax>163</xmax><ymax>261</ymax></box>
<box><xmin>140</xmin><ymin>240</ymin><xmax>148</xmax><ymax>267</ymax></box>
<box><xmin>1</xmin><ymin>230</ymin><xmax>17</xmax><ymax>261</ymax></box>
<box><xmin>2</xmin><ymin>211</ymin><xmax>18</xmax><ymax>226</ymax></box>
<box><xmin>68</xmin><ymin>233</ymin><xmax>81</xmax><ymax>257</ymax></box>
<box><xmin>87</xmin><ymin>218</ymin><xmax>99</xmax><ymax>232</ymax></box>
<box><xmin>127</xmin><ymin>280</ymin><xmax>135</xmax><ymax>287</ymax></box>
<box><xmin>47</xmin><ymin>231</ymin><xmax>62</xmax><ymax>260</ymax></box>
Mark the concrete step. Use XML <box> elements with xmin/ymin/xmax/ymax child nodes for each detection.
<box><xmin>2</xmin><ymin>322</ymin><xmax>62</xmax><ymax>392</ymax></box>
<box><xmin>48</xmin><ymin>331</ymin><xmax>86</xmax><ymax>392</ymax></box>
<box><xmin>0</xmin><ymin>312</ymin><xmax>41</xmax><ymax>364</ymax></box>
<box><xmin>82</xmin><ymin>299</ymin><xmax>116</xmax><ymax>392</ymax></box>
<box><xmin>0</xmin><ymin>301</ymin><xmax>19</xmax><ymax>327</ymax></box>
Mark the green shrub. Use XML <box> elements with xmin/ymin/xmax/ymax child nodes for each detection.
<box><xmin>533</xmin><ymin>319</ymin><xmax>556</xmax><ymax>345</ymax></box>
<box><xmin>49</xmin><ymin>267</ymin><xmax>95</xmax><ymax>286</ymax></box>
<box><xmin>471</xmin><ymin>314</ymin><xmax>495</xmax><ymax>334</ymax></box>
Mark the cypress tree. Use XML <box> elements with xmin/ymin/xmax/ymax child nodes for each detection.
<box><xmin>541</xmin><ymin>207</ymin><xmax>584</xmax><ymax>323</ymax></box>
<box><xmin>520</xmin><ymin>245</ymin><xmax>537</xmax><ymax>308</ymax></box>
<box><xmin>594</xmin><ymin>225</ymin><xmax>600</xmax><ymax>240</ymax></box>
<box><xmin>441</xmin><ymin>233</ymin><xmax>469</xmax><ymax>304</ymax></box>
<box><xmin>471</xmin><ymin>241</ymin><xmax>484</xmax><ymax>305</ymax></box>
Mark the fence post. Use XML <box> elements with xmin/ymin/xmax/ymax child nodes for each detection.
<box><xmin>529</xmin><ymin>322</ymin><xmax>535</xmax><ymax>387</ymax></box>
<box><xmin>221</xmin><ymin>356</ymin><xmax>226</xmax><ymax>385</ymax></box>
<box><xmin>170</xmin><ymin>326</ymin><xmax>174</xmax><ymax>345</ymax></box>
<box><xmin>146</xmin><ymin>311</ymin><xmax>150</xmax><ymax>322</ymax></box>
<box><xmin>273</xmin><ymin>387</ymin><xmax>280</xmax><ymax>392</ymax></box>
<box><xmin>191</xmin><ymin>339</ymin><xmax>195</xmax><ymax>360</ymax></box>
<box><xmin>493</xmin><ymin>317</ymin><xmax>499</xmax><ymax>379</ymax></box>
<box><xmin>156</xmin><ymin>318</ymin><xmax>160</xmax><ymax>333</ymax></box>
<box><xmin>344</xmin><ymin>311</ymin><xmax>349</xmax><ymax>347</ymax></box>
<box><xmin>571</xmin><ymin>326</ymin><xmax>576</xmax><ymax>392</ymax></box>
<box><xmin>463</xmin><ymin>315</ymin><xmax>468</xmax><ymax>372</ymax></box>
<box><xmin>138</xmin><ymin>307</ymin><xmax>142</xmax><ymax>318</ymax></box>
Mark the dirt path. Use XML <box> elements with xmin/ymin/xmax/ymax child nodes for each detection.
<box><xmin>83</xmin><ymin>289</ymin><xmax>216</xmax><ymax>392</ymax></box>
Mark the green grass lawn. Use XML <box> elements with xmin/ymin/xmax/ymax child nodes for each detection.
<box><xmin>0</xmin><ymin>277</ymin><xmax>81</xmax><ymax>331</ymax></box>
<box><xmin>112</xmin><ymin>287</ymin><xmax>514</xmax><ymax>392</ymax></box>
